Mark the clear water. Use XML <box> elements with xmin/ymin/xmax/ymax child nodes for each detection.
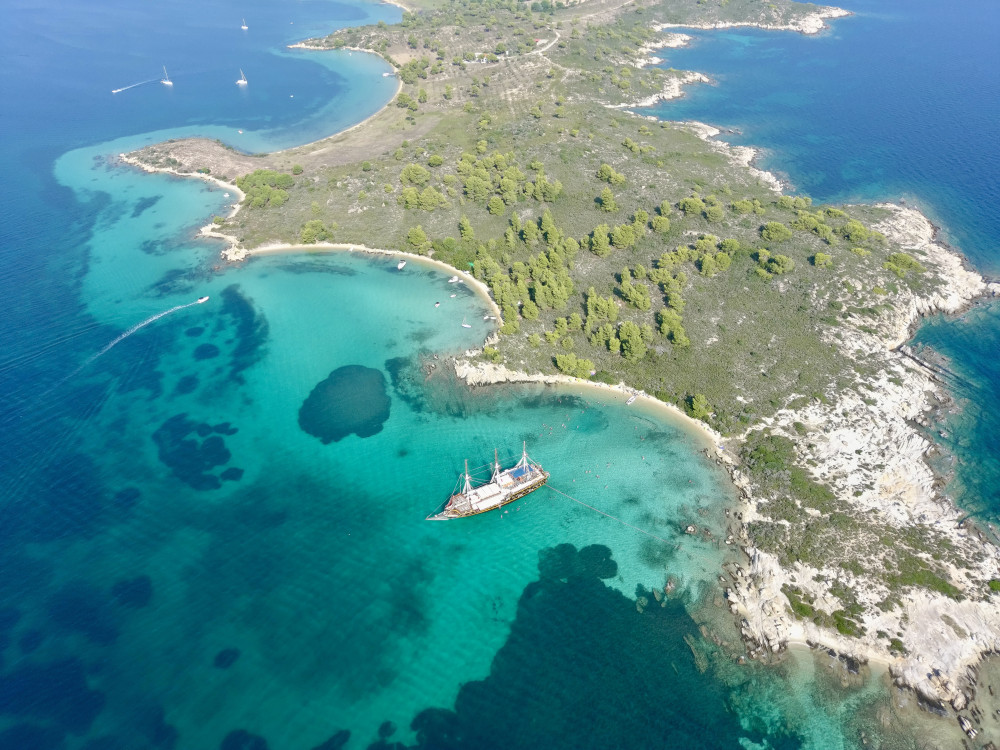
<box><xmin>0</xmin><ymin>0</ymin><xmax>979</xmax><ymax>748</ymax></box>
<box><xmin>647</xmin><ymin>0</ymin><xmax>1000</xmax><ymax>526</ymax></box>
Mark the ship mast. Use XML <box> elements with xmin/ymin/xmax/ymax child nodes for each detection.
<box><xmin>492</xmin><ymin>448</ymin><xmax>500</xmax><ymax>481</ymax></box>
<box><xmin>463</xmin><ymin>459</ymin><xmax>472</xmax><ymax>494</ymax></box>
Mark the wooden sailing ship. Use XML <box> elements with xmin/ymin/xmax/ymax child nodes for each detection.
<box><xmin>429</xmin><ymin>443</ymin><xmax>548</xmax><ymax>520</ymax></box>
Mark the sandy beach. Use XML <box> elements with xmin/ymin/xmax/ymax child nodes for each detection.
<box><xmin>230</xmin><ymin>241</ymin><xmax>504</xmax><ymax>321</ymax></box>
<box><xmin>454</xmin><ymin>360</ymin><xmax>726</xmax><ymax>452</ymax></box>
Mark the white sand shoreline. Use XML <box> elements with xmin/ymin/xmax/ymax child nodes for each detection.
<box><xmin>232</xmin><ymin>241</ymin><xmax>504</xmax><ymax>321</ymax></box>
<box><xmin>453</xmin><ymin>360</ymin><xmax>725</xmax><ymax>452</ymax></box>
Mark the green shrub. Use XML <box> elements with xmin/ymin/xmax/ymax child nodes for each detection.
<box><xmin>760</xmin><ymin>221</ymin><xmax>793</xmax><ymax>243</ymax></box>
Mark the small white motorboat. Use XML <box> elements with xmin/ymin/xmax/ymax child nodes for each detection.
<box><xmin>448</xmin><ymin>276</ymin><xmax>459</xmax><ymax>283</ymax></box>
<box><xmin>197</xmin><ymin>296</ymin><xmax>210</xmax><ymax>304</ymax></box>
<box><xmin>626</xmin><ymin>395</ymin><xmax>637</xmax><ymax>405</ymax></box>
<box><xmin>397</xmin><ymin>260</ymin><xmax>406</xmax><ymax>270</ymax></box>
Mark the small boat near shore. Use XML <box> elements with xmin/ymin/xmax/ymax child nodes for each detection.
<box><xmin>448</xmin><ymin>275</ymin><xmax>459</xmax><ymax>283</ymax></box>
<box><xmin>397</xmin><ymin>260</ymin><xmax>406</xmax><ymax>270</ymax></box>
<box><xmin>461</xmin><ymin>317</ymin><xmax>471</xmax><ymax>328</ymax></box>
<box><xmin>429</xmin><ymin>444</ymin><xmax>549</xmax><ymax>519</ymax></box>
<box><xmin>626</xmin><ymin>394</ymin><xmax>637</xmax><ymax>405</ymax></box>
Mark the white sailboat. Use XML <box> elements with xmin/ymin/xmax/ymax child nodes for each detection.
<box><xmin>160</xmin><ymin>66</ymin><xmax>173</xmax><ymax>86</ymax></box>
<box><xmin>241</xmin><ymin>18</ymin><xmax>248</xmax><ymax>30</ymax></box>
<box><xmin>236</xmin><ymin>69</ymin><xmax>248</xmax><ymax>86</ymax></box>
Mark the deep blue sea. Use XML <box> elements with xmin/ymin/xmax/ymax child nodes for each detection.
<box><xmin>0</xmin><ymin>0</ymin><xmax>994</xmax><ymax>748</ymax></box>
<box><xmin>648</xmin><ymin>0</ymin><xmax>1000</xmax><ymax>526</ymax></box>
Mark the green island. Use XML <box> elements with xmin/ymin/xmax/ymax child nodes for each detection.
<box><xmin>126</xmin><ymin>0</ymin><xmax>1000</xmax><ymax>735</ymax></box>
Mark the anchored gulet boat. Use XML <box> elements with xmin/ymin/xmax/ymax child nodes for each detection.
<box><xmin>429</xmin><ymin>444</ymin><xmax>549</xmax><ymax>520</ymax></box>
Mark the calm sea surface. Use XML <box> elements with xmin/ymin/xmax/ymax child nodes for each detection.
<box><xmin>0</xmin><ymin>0</ymin><xmax>992</xmax><ymax>748</ymax></box>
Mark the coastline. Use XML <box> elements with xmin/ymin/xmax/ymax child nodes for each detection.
<box><xmin>280</xmin><ymin>46</ymin><xmax>402</xmax><ymax>157</ymax></box>
<box><xmin>453</xmin><ymin>360</ymin><xmax>726</xmax><ymax>453</ymax></box>
<box><xmin>611</xmin><ymin>70</ymin><xmax>712</xmax><ymax>109</ymax></box>
<box><xmin>656</xmin><ymin>6</ymin><xmax>851</xmax><ymax>37</ymax></box>
<box><xmin>228</xmin><ymin>241</ymin><xmax>504</xmax><ymax>321</ymax></box>
<box><xmin>682</xmin><ymin>120</ymin><xmax>785</xmax><ymax>193</ymax></box>
<box><xmin>725</xmin><ymin>204</ymin><xmax>1000</xmax><ymax>714</ymax></box>
<box><xmin>635</xmin><ymin>31</ymin><xmax>692</xmax><ymax>69</ymax></box>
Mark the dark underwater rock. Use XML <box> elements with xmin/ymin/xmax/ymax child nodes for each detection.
<box><xmin>174</xmin><ymin>375</ymin><xmax>199</xmax><ymax>395</ymax></box>
<box><xmin>220</xmin><ymin>729</ymin><xmax>268</xmax><ymax>750</ymax></box>
<box><xmin>46</xmin><ymin>582</ymin><xmax>118</xmax><ymax>645</ymax></box>
<box><xmin>111</xmin><ymin>576</ymin><xmax>153</xmax><ymax>608</ymax></box>
<box><xmin>0</xmin><ymin>659</ymin><xmax>105</xmax><ymax>735</ymax></box>
<box><xmin>310</xmin><ymin>730</ymin><xmax>350</xmax><ymax>750</ymax></box>
<box><xmin>213</xmin><ymin>648</ymin><xmax>240</xmax><ymax>669</ymax></box>
<box><xmin>298</xmin><ymin>366</ymin><xmax>391</xmax><ymax>444</ymax></box>
<box><xmin>0</xmin><ymin>723</ymin><xmax>65</xmax><ymax>750</ymax></box>
<box><xmin>81</xmin><ymin>736</ymin><xmax>127</xmax><ymax>750</ymax></box>
<box><xmin>152</xmin><ymin>413</ymin><xmax>233</xmax><ymax>490</ymax></box>
<box><xmin>194</xmin><ymin>343</ymin><xmax>220</xmax><ymax>360</ymax></box>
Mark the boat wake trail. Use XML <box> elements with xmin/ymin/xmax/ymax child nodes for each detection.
<box><xmin>111</xmin><ymin>78</ymin><xmax>158</xmax><ymax>94</ymax></box>
<box><xmin>74</xmin><ymin>300</ymin><xmax>203</xmax><ymax>374</ymax></box>
<box><xmin>0</xmin><ymin>297</ymin><xmax>209</xmax><ymax>433</ymax></box>
<box><xmin>53</xmin><ymin>298</ymin><xmax>208</xmax><ymax>390</ymax></box>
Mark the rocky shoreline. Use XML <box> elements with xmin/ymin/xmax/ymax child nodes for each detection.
<box><xmin>453</xmin><ymin>204</ymin><xmax>1000</xmax><ymax>737</ymax></box>
<box><xmin>682</xmin><ymin>120</ymin><xmax>786</xmax><ymax>193</ymax></box>
<box><xmin>656</xmin><ymin>6</ymin><xmax>851</xmax><ymax>37</ymax></box>
<box><xmin>722</xmin><ymin>205</ymin><xmax>1000</xmax><ymax>724</ymax></box>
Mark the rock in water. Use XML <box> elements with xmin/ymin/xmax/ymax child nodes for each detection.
<box><xmin>220</xmin><ymin>729</ymin><xmax>268</xmax><ymax>750</ymax></box>
<box><xmin>213</xmin><ymin>648</ymin><xmax>240</xmax><ymax>669</ymax></box>
<box><xmin>310</xmin><ymin>730</ymin><xmax>350</xmax><ymax>750</ymax></box>
<box><xmin>298</xmin><ymin>366</ymin><xmax>391</xmax><ymax>443</ymax></box>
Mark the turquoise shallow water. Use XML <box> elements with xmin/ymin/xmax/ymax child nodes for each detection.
<box><xmin>0</xmin><ymin>0</ymin><xmax>984</xmax><ymax>748</ymax></box>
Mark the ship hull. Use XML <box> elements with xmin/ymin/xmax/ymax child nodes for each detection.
<box><xmin>430</xmin><ymin>470</ymin><xmax>549</xmax><ymax>520</ymax></box>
